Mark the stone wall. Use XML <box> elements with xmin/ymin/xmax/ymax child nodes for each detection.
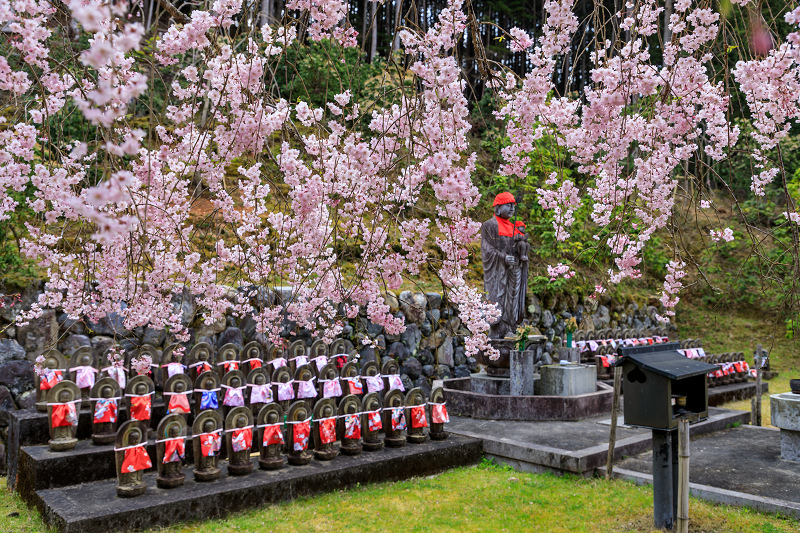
<box><xmin>0</xmin><ymin>283</ymin><xmax>672</xmax><ymax>470</ymax></box>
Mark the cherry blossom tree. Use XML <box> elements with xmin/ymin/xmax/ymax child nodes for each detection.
<box><xmin>1</xmin><ymin>0</ymin><xmax>799</xmax><ymax>358</ymax></box>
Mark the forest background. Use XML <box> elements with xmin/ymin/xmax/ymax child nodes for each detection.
<box><xmin>1</xmin><ymin>0</ymin><xmax>799</xmax><ymax>376</ymax></box>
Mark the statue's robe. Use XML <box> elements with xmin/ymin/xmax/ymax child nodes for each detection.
<box><xmin>481</xmin><ymin>216</ymin><xmax>528</xmax><ymax>338</ymax></box>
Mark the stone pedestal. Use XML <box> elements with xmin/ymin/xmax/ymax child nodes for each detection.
<box><xmin>556</xmin><ymin>347</ymin><xmax>581</xmax><ymax>364</ymax></box>
<box><xmin>539</xmin><ymin>364</ymin><xmax>596</xmax><ymax>397</ymax></box>
<box><xmin>770</xmin><ymin>392</ymin><xmax>800</xmax><ymax>462</ymax></box>
<box><xmin>510</xmin><ymin>350</ymin><xmax>535</xmax><ymax>396</ymax></box>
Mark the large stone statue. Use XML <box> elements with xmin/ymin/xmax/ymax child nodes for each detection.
<box><xmin>481</xmin><ymin>192</ymin><xmax>529</xmax><ymax>338</ymax></box>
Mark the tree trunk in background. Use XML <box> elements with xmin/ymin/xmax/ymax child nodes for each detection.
<box><xmin>393</xmin><ymin>0</ymin><xmax>404</xmax><ymax>52</ymax></box>
<box><xmin>663</xmin><ymin>0</ymin><xmax>673</xmax><ymax>49</ymax></box>
<box><xmin>370</xmin><ymin>0</ymin><xmax>378</xmax><ymax>61</ymax></box>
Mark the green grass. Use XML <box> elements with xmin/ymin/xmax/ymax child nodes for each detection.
<box><xmin>1</xmin><ymin>461</ymin><xmax>798</xmax><ymax>532</ymax></box>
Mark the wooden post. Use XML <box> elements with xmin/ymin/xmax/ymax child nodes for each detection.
<box><xmin>751</xmin><ymin>397</ymin><xmax>757</xmax><ymax>426</ymax></box>
<box><xmin>676</xmin><ymin>419</ymin><xmax>690</xmax><ymax>533</ymax></box>
<box><xmin>755</xmin><ymin>344</ymin><xmax>762</xmax><ymax>427</ymax></box>
<box><xmin>605</xmin><ymin>365</ymin><xmax>623</xmax><ymax>480</ymax></box>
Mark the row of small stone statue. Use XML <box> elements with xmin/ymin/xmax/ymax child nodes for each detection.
<box><xmin>573</xmin><ymin>326</ymin><xmax>669</xmax><ymax>343</ymax></box>
<box><xmin>36</xmin><ymin>338</ymin><xmax>354</xmax><ymax>413</ymax></box>
<box><xmin>114</xmin><ymin>384</ymin><xmax>448</xmax><ymax>497</ymax></box>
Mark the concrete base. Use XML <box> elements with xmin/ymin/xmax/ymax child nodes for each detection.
<box><xmin>780</xmin><ymin>431</ymin><xmax>800</xmax><ymax>463</ymax></box>
<box><xmin>34</xmin><ymin>436</ymin><xmax>482</xmax><ymax>533</ymax></box>
<box><xmin>444</xmin><ymin>377</ymin><xmax>613</xmax><ymax>421</ymax></box>
<box><xmin>447</xmin><ymin>408</ymin><xmax>749</xmax><ymax>477</ymax></box>
<box><xmin>539</xmin><ymin>364</ymin><xmax>596</xmax><ymax>397</ymax></box>
<box><xmin>615</xmin><ymin>424</ymin><xmax>800</xmax><ymax>517</ymax></box>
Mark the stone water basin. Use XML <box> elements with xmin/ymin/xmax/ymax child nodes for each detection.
<box><xmin>770</xmin><ymin>392</ymin><xmax>800</xmax><ymax>462</ymax></box>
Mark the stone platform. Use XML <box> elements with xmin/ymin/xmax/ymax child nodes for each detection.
<box><xmin>708</xmin><ymin>381</ymin><xmax>769</xmax><ymax>406</ymax></box>
<box><xmin>612</xmin><ymin>425</ymin><xmax>800</xmax><ymax>519</ymax></box>
<box><xmin>7</xmin><ymin>399</ymin><xmax>169</xmax><ymax>490</ymax></box>
<box><xmin>446</xmin><ymin>408</ymin><xmax>749</xmax><ymax>477</ymax></box>
<box><xmin>33</xmin><ymin>435</ymin><xmax>481</xmax><ymax>533</ymax></box>
<box><xmin>443</xmin><ymin>376</ymin><xmax>613</xmax><ymax>421</ymax></box>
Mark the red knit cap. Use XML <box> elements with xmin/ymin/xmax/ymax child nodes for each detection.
<box><xmin>493</xmin><ymin>192</ymin><xmax>516</xmax><ymax>206</ymax></box>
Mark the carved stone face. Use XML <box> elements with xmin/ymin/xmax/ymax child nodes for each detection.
<box><xmin>58</xmin><ymin>389</ymin><xmax>71</xmax><ymax>403</ymax></box>
<box><xmin>255</xmin><ymin>374</ymin><xmax>265</xmax><ymax>385</ymax></box>
<box><xmin>168</xmin><ymin>425</ymin><xmax>179</xmax><ymax>437</ymax></box>
<box><xmin>46</xmin><ymin>358</ymin><xmax>58</xmax><ymax>369</ymax></box>
<box><xmin>267</xmin><ymin>412</ymin><xmax>278</xmax><ymax>424</ymax></box>
<box><xmin>235</xmin><ymin>415</ymin><xmax>247</xmax><ymax>428</ymax></box>
<box><xmin>231</xmin><ymin>376</ymin><xmax>241</xmax><ymax>388</ymax></box>
<box><xmin>79</xmin><ymin>354</ymin><xmax>91</xmax><ymax>365</ymax></box>
<box><xmin>203</xmin><ymin>420</ymin><xmax>215</xmax><ymax>433</ymax></box>
<box><xmin>494</xmin><ymin>202</ymin><xmax>515</xmax><ymax>219</ymax></box>
<box><xmin>175</xmin><ymin>382</ymin><xmax>185</xmax><ymax>393</ymax></box>
<box><xmin>129</xmin><ymin>430</ymin><xmax>141</xmax><ymax>445</ymax></box>
<box><xmin>135</xmin><ymin>383</ymin><xmax>147</xmax><ymax>395</ymax></box>
<box><xmin>102</xmin><ymin>386</ymin><xmax>112</xmax><ymax>398</ymax></box>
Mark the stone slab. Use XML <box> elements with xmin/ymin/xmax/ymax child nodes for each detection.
<box><xmin>616</xmin><ymin>425</ymin><xmax>800</xmax><ymax>505</ymax></box>
<box><xmin>445</xmin><ymin>377</ymin><xmax>613</xmax><ymax>421</ymax></box>
<box><xmin>606</xmin><ymin>467</ymin><xmax>800</xmax><ymax>521</ymax></box>
<box><xmin>34</xmin><ymin>435</ymin><xmax>482</xmax><ymax>533</ymax></box>
<box><xmin>446</xmin><ymin>408</ymin><xmax>749</xmax><ymax>476</ymax></box>
<box><xmin>539</xmin><ymin>364</ymin><xmax>596</xmax><ymax>396</ymax></box>
<box><xmin>707</xmin><ymin>381</ymin><xmax>769</xmax><ymax>406</ymax></box>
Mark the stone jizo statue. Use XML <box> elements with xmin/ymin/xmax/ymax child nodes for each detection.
<box><xmin>156</xmin><ymin>413</ymin><xmax>186</xmax><ymax>488</ymax></box>
<box><xmin>481</xmin><ymin>192</ymin><xmax>529</xmax><ymax>338</ymax></box>
<box><xmin>115</xmin><ymin>420</ymin><xmax>151</xmax><ymax>497</ymax></box>
<box><xmin>47</xmin><ymin>380</ymin><xmax>81</xmax><ymax>451</ymax></box>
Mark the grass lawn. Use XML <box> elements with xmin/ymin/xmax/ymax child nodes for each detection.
<box><xmin>1</xmin><ymin>461</ymin><xmax>797</xmax><ymax>533</ymax></box>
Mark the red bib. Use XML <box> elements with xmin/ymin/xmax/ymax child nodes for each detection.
<box><xmin>411</xmin><ymin>406</ymin><xmax>428</xmax><ymax>428</ymax></box>
<box><xmin>293</xmin><ymin>421</ymin><xmax>310</xmax><ymax>451</ymax></box>
<box><xmin>40</xmin><ymin>369</ymin><xmax>62</xmax><ymax>391</ymax></box>
<box><xmin>432</xmin><ymin>404</ymin><xmax>449</xmax><ymax>424</ymax></box>
<box><xmin>52</xmin><ymin>403</ymin><xmax>77</xmax><ymax>428</ymax></box>
<box><xmin>223</xmin><ymin>361</ymin><xmax>239</xmax><ymax>373</ymax></box>
<box><xmin>131</xmin><ymin>395</ymin><xmax>152</xmax><ymax>421</ymax></box>
<box><xmin>346</xmin><ymin>377</ymin><xmax>363</xmax><ymax>395</ymax></box>
<box><xmin>200</xmin><ymin>433</ymin><xmax>221</xmax><ymax>457</ymax></box>
<box><xmin>93</xmin><ymin>398</ymin><xmax>118</xmax><ymax>424</ymax></box>
<box><xmin>168</xmin><ymin>393</ymin><xmax>190</xmax><ymax>414</ymax></box>
<box><xmin>262</xmin><ymin>425</ymin><xmax>284</xmax><ymax>446</ymax></box>
<box><xmin>495</xmin><ymin>215</ymin><xmax>523</xmax><ymax>237</ymax></box>
<box><xmin>231</xmin><ymin>427</ymin><xmax>253</xmax><ymax>452</ymax></box>
<box><xmin>367</xmin><ymin>411</ymin><xmax>382</xmax><ymax>431</ymax></box>
<box><xmin>248</xmin><ymin>359</ymin><xmax>262</xmax><ymax>369</ymax></box>
<box><xmin>163</xmin><ymin>438</ymin><xmax>185</xmax><ymax>463</ymax></box>
<box><xmin>391</xmin><ymin>408</ymin><xmax>406</xmax><ymax>431</ymax></box>
<box><xmin>319</xmin><ymin>418</ymin><xmax>336</xmax><ymax>445</ymax></box>
<box><xmin>121</xmin><ymin>445</ymin><xmax>152</xmax><ymax>473</ymax></box>
<box><xmin>344</xmin><ymin>414</ymin><xmax>361</xmax><ymax>440</ymax></box>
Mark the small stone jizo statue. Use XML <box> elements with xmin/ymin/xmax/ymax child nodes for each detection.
<box><xmin>115</xmin><ymin>420</ymin><xmax>152</xmax><ymax>497</ymax></box>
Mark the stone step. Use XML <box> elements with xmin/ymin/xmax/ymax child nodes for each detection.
<box><xmin>7</xmin><ymin>400</ymin><xmax>170</xmax><ymax>491</ymax></box>
<box><xmin>33</xmin><ymin>435</ymin><xmax>482</xmax><ymax>533</ymax></box>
